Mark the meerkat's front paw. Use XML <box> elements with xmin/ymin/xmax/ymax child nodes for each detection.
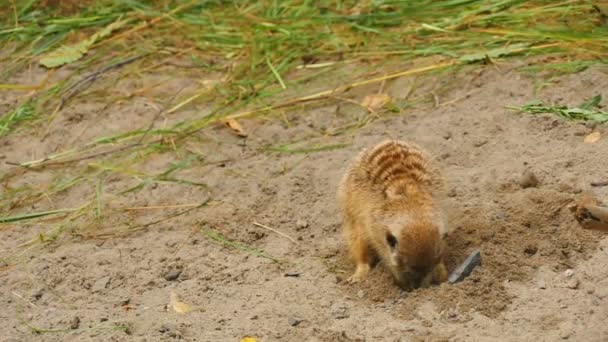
<box><xmin>433</xmin><ymin>261</ymin><xmax>448</xmax><ymax>283</ymax></box>
<box><xmin>347</xmin><ymin>264</ymin><xmax>370</xmax><ymax>283</ymax></box>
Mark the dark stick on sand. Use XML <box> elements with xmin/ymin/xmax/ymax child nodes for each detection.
<box><xmin>448</xmin><ymin>250</ymin><xmax>482</xmax><ymax>284</ymax></box>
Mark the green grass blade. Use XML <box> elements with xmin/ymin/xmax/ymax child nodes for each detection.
<box><xmin>0</xmin><ymin>208</ymin><xmax>79</xmax><ymax>224</ymax></box>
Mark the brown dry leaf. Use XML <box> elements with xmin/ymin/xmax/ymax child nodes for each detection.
<box><xmin>240</xmin><ymin>338</ymin><xmax>258</xmax><ymax>342</ymax></box>
<box><xmin>361</xmin><ymin>93</ymin><xmax>391</xmax><ymax>111</ymax></box>
<box><xmin>584</xmin><ymin>131</ymin><xmax>601</xmax><ymax>144</ymax></box>
<box><xmin>170</xmin><ymin>291</ymin><xmax>193</xmax><ymax>314</ymax></box>
<box><xmin>222</xmin><ymin>119</ymin><xmax>247</xmax><ymax>137</ymax></box>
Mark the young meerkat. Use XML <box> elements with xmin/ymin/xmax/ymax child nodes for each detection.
<box><xmin>337</xmin><ymin>139</ymin><xmax>448</xmax><ymax>289</ymax></box>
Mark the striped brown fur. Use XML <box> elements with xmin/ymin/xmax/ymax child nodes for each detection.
<box><xmin>337</xmin><ymin>140</ymin><xmax>448</xmax><ymax>289</ymax></box>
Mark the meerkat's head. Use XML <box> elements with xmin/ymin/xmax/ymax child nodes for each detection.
<box><xmin>383</xmin><ymin>214</ymin><xmax>445</xmax><ymax>289</ymax></box>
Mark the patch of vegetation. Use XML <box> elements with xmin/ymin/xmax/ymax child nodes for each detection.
<box><xmin>508</xmin><ymin>95</ymin><xmax>608</xmax><ymax>123</ymax></box>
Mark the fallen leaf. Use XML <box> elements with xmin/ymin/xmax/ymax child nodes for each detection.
<box><xmin>170</xmin><ymin>291</ymin><xmax>193</xmax><ymax>314</ymax></box>
<box><xmin>240</xmin><ymin>338</ymin><xmax>258</xmax><ymax>342</ymax></box>
<box><xmin>459</xmin><ymin>43</ymin><xmax>528</xmax><ymax>63</ymax></box>
<box><xmin>584</xmin><ymin>131</ymin><xmax>601</xmax><ymax>144</ymax></box>
<box><xmin>40</xmin><ymin>17</ymin><xmax>129</xmax><ymax>68</ymax></box>
<box><xmin>222</xmin><ymin>119</ymin><xmax>247</xmax><ymax>137</ymax></box>
<box><xmin>361</xmin><ymin>93</ymin><xmax>391</xmax><ymax>111</ymax></box>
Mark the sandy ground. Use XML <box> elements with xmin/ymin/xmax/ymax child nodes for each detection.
<box><xmin>1</xmin><ymin>61</ymin><xmax>608</xmax><ymax>342</ymax></box>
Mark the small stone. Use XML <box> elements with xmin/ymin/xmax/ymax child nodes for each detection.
<box><xmin>473</xmin><ymin>140</ymin><xmax>488</xmax><ymax>147</ymax></box>
<box><xmin>566</xmin><ymin>279</ymin><xmax>579</xmax><ymax>289</ymax></box>
<box><xmin>164</xmin><ymin>269</ymin><xmax>182</xmax><ymax>281</ymax></box>
<box><xmin>421</xmin><ymin>320</ymin><xmax>433</xmax><ymax>328</ymax></box>
<box><xmin>494</xmin><ymin>212</ymin><xmax>507</xmax><ymax>220</ymax></box>
<box><xmin>442</xmin><ymin>132</ymin><xmax>452</xmax><ymax>140</ymax></box>
<box><xmin>330</xmin><ymin>303</ymin><xmax>349</xmax><ymax>319</ymax></box>
<box><xmin>559</xmin><ymin>330</ymin><xmax>571</xmax><ymax>339</ymax></box>
<box><xmin>445</xmin><ymin>308</ymin><xmax>458</xmax><ymax>319</ymax></box>
<box><xmin>538</xmin><ymin>280</ymin><xmax>546</xmax><ymax>289</ymax></box>
<box><xmin>357</xmin><ymin>290</ymin><xmax>365</xmax><ymax>299</ymax></box>
<box><xmin>288</xmin><ymin>317</ymin><xmax>303</xmax><ymax>327</ymax></box>
<box><xmin>520</xmin><ymin>170</ymin><xmax>539</xmax><ymax>188</ymax></box>
<box><xmin>32</xmin><ymin>289</ymin><xmax>44</xmax><ymax>300</ymax></box>
<box><xmin>524</xmin><ymin>245</ymin><xmax>538</xmax><ymax>256</ymax></box>
<box><xmin>70</xmin><ymin>316</ymin><xmax>80</xmax><ymax>329</ymax></box>
<box><xmin>92</xmin><ymin>276</ymin><xmax>111</xmax><ymax>293</ymax></box>
<box><xmin>296</xmin><ymin>220</ymin><xmax>309</xmax><ymax>229</ymax></box>
<box><xmin>564</xmin><ymin>269</ymin><xmax>574</xmax><ymax>278</ymax></box>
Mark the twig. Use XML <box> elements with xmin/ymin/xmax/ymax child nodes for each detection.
<box><xmin>59</xmin><ymin>54</ymin><xmax>148</xmax><ymax>110</ymax></box>
<box><xmin>125</xmin><ymin>203</ymin><xmax>201</xmax><ymax>211</ymax></box>
<box><xmin>12</xmin><ymin>291</ymin><xmax>39</xmax><ymax>309</ymax></box>
<box><xmin>224</xmin><ymin>61</ymin><xmax>455</xmax><ymax>121</ymax></box>
<box><xmin>431</xmin><ymin>92</ymin><xmax>440</xmax><ymax>107</ymax></box>
<box><xmin>86</xmin><ymin>199</ymin><xmax>209</xmax><ymax>238</ymax></box>
<box><xmin>440</xmin><ymin>90</ymin><xmax>480</xmax><ymax>107</ymax></box>
<box><xmin>6</xmin><ymin>143</ymin><xmax>143</xmax><ymax>168</ymax></box>
<box><xmin>138</xmin><ymin>86</ymin><xmax>185</xmax><ymax>144</ymax></box>
<box><xmin>253</xmin><ymin>222</ymin><xmax>296</xmax><ymax>243</ymax></box>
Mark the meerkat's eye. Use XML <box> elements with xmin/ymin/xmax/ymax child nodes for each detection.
<box><xmin>386</xmin><ymin>233</ymin><xmax>397</xmax><ymax>249</ymax></box>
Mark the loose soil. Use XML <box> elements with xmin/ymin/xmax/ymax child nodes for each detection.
<box><xmin>2</xmin><ymin>61</ymin><xmax>608</xmax><ymax>341</ymax></box>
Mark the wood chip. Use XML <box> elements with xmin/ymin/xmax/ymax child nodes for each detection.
<box><xmin>584</xmin><ymin>131</ymin><xmax>601</xmax><ymax>144</ymax></box>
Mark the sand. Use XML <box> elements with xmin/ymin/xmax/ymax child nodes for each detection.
<box><xmin>1</xmin><ymin>61</ymin><xmax>608</xmax><ymax>341</ymax></box>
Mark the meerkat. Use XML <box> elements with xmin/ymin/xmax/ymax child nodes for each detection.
<box><xmin>337</xmin><ymin>139</ymin><xmax>448</xmax><ymax>289</ymax></box>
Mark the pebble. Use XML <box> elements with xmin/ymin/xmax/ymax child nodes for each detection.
<box><xmin>566</xmin><ymin>279</ymin><xmax>579</xmax><ymax>289</ymax></box>
<box><xmin>330</xmin><ymin>303</ymin><xmax>349</xmax><ymax>319</ymax></box>
<box><xmin>357</xmin><ymin>290</ymin><xmax>365</xmax><ymax>299</ymax></box>
<box><xmin>288</xmin><ymin>317</ymin><xmax>303</xmax><ymax>327</ymax></box>
<box><xmin>520</xmin><ymin>170</ymin><xmax>539</xmax><ymax>188</ymax></box>
<box><xmin>446</xmin><ymin>308</ymin><xmax>458</xmax><ymax>319</ymax></box>
<box><xmin>473</xmin><ymin>140</ymin><xmax>488</xmax><ymax>147</ymax></box>
<box><xmin>70</xmin><ymin>316</ymin><xmax>80</xmax><ymax>330</ymax></box>
<box><xmin>538</xmin><ymin>280</ymin><xmax>546</xmax><ymax>289</ymax></box>
<box><xmin>559</xmin><ymin>330</ymin><xmax>572</xmax><ymax>339</ymax></box>
<box><xmin>564</xmin><ymin>269</ymin><xmax>574</xmax><ymax>278</ymax></box>
<box><xmin>296</xmin><ymin>220</ymin><xmax>309</xmax><ymax>229</ymax></box>
<box><xmin>32</xmin><ymin>289</ymin><xmax>44</xmax><ymax>300</ymax></box>
<box><xmin>164</xmin><ymin>269</ymin><xmax>182</xmax><ymax>281</ymax></box>
<box><xmin>91</xmin><ymin>276</ymin><xmax>111</xmax><ymax>293</ymax></box>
